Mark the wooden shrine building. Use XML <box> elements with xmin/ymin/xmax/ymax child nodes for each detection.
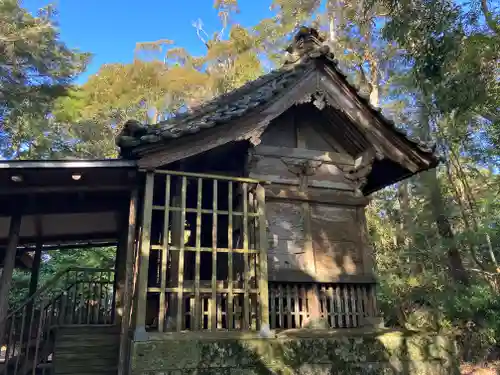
<box><xmin>0</xmin><ymin>27</ymin><xmax>439</xmax><ymax>375</ymax></box>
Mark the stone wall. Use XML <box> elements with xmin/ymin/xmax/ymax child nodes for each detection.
<box><xmin>129</xmin><ymin>329</ymin><xmax>460</xmax><ymax>375</ymax></box>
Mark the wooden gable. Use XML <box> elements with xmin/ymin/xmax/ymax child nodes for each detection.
<box><xmin>117</xmin><ymin>27</ymin><xmax>438</xmax><ymax>195</ymax></box>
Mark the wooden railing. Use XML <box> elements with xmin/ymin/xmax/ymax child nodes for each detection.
<box><xmin>269</xmin><ymin>282</ymin><xmax>377</xmax><ymax>329</ymax></box>
<box><xmin>0</xmin><ymin>268</ymin><xmax>115</xmax><ymax>375</ymax></box>
<box><xmin>138</xmin><ymin>170</ymin><xmax>269</xmax><ymax>332</ymax></box>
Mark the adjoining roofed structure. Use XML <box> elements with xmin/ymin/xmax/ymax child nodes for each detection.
<box><xmin>0</xmin><ymin>159</ymin><xmax>137</xmax><ymax>250</ymax></box>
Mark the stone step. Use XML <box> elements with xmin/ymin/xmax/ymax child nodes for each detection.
<box><xmin>52</xmin><ymin>325</ymin><xmax>119</xmax><ymax>375</ymax></box>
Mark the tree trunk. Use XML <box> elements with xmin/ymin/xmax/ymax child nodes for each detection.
<box><xmin>368</xmin><ymin>52</ymin><xmax>379</xmax><ymax>108</ymax></box>
<box><xmin>419</xmin><ymin>104</ymin><xmax>469</xmax><ymax>285</ymax></box>
<box><xmin>422</xmin><ymin>168</ymin><xmax>470</xmax><ymax>285</ymax></box>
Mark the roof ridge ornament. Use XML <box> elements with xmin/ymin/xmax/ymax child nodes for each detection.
<box><xmin>285</xmin><ymin>26</ymin><xmax>331</xmax><ymax>65</ymax></box>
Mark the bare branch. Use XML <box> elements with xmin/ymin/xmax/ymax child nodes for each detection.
<box><xmin>192</xmin><ymin>19</ymin><xmax>210</xmax><ymax>48</ymax></box>
<box><xmin>480</xmin><ymin>0</ymin><xmax>500</xmax><ymax>35</ymax></box>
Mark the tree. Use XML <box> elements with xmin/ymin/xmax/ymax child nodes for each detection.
<box><xmin>51</xmin><ymin>60</ymin><xmax>178</xmax><ymax>158</ymax></box>
<box><xmin>0</xmin><ymin>0</ymin><xmax>89</xmax><ymax>159</ymax></box>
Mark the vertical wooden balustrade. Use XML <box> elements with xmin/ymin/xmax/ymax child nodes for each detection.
<box><xmin>0</xmin><ymin>267</ymin><xmax>115</xmax><ymax>375</ymax></box>
<box><xmin>268</xmin><ymin>282</ymin><xmax>377</xmax><ymax>330</ymax></box>
<box><xmin>138</xmin><ymin>170</ymin><xmax>269</xmax><ymax>332</ymax></box>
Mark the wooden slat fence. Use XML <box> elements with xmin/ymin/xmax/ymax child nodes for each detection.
<box><xmin>269</xmin><ymin>282</ymin><xmax>377</xmax><ymax>329</ymax></box>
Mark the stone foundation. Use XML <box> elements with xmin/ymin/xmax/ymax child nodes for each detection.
<box><xmin>129</xmin><ymin>329</ymin><xmax>460</xmax><ymax>375</ymax></box>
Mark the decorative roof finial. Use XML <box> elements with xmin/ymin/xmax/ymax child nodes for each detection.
<box><xmin>285</xmin><ymin>26</ymin><xmax>329</xmax><ymax>64</ymax></box>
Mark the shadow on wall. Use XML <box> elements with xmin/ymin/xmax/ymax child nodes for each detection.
<box><xmin>130</xmin><ymin>329</ymin><xmax>461</xmax><ymax>375</ymax></box>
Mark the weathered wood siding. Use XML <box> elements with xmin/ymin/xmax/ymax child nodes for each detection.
<box><xmin>250</xmin><ymin>112</ymin><xmax>373</xmax><ymax>282</ymax></box>
<box><xmin>296</xmin><ymin>120</ymin><xmax>339</xmax><ymax>153</ymax></box>
<box><xmin>310</xmin><ymin>205</ymin><xmax>362</xmax><ymax>281</ymax></box>
<box><xmin>260</xmin><ymin>117</ymin><xmax>297</xmax><ymax>148</ymax></box>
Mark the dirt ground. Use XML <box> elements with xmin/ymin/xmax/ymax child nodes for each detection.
<box><xmin>460</xmin><ymin>362</ymin><xmax>500</xmax><ymax>374</ymax></box>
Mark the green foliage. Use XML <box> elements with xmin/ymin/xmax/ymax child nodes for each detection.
<box><xmin>0</xmin><ymin>0</ymin><xmax>89</xmax><ymax>159</ymax></box>
<box><xmin>9</xmin><ymin>247</ymin><xmax>116</xmax><ymax>309</ymax></box>
<box><xmin>2</xmin><ymin>0</ymin><xmax>500</xmax><ymax>365</ymax></box>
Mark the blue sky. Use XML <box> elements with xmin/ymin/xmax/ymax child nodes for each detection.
<box><xmin>21</xmin><ymin>0</ymin><xmax>273</xmax><ymax>84</ymax></box>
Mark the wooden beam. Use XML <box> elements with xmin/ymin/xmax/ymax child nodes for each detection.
<box><xmin>0</xmin><ymin>184</ymin><xmax>134</xmax><ymax>196</ymax></box>
<box><xmin>0</xmin><ymin>191</ymin><xmax>129</xmax><ymax>217</ymax></box>
<box><xmin>253</xmin><ymin>145</ymin><xmax>354</xmax><ymax>166</ymax></box>
<box><xmin>17</xmin><ymin>241</ymin><xmax>116</xmax><ymax>252</ymax></box>
<box><xmin>0</xmin><ymin>231</ymin><xmax>119</xmax><ymax>250</ymax></box>
<box><xmin>0</xmin><ymin>213</ymin><xmax>22</xmax><ymax>341</ymax></box>
<box><xmin>267</xmin><ymin>270</ymin><xmax>376</xmax><ymax>284</ymax></box>
<box><xmin>134</xmin><ymin>173</ymin><xmax>154</xmax><ymax>337</ymax></box>
<box><xmin>248</xmin><ymin>173</ymin><xmax>354</xmax><ymax>191</ymax></box>
<box><xmin>118</xmin><ymin>188</ymin><xmax>138</xmax><ymax>375</ymax></box>
<box><xmin>265</xmin><ymin>185</ymin><xmax>369</xmax><ymax>206</ymax></box>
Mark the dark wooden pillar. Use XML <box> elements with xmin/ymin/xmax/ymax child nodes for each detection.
<box><xmin>118</xmin><ymin>188</ymin><xmax>138</xmax><ymax>375</ymax></box>
<box><xmin>0</xmin><ymin>213</ymin><xmax>22</xmax><ymax>341</ymax></box>
<box><xmin>114</xmin><ymin>201</ymin><xmax>131</xmax><ymax>323</ymax></box>
<box><xmin>28</xmin><ymin>217</ymin><xmax>44</xmax><ymax>299</ymax></box>
<box><xmin>28</xmin><ymin>245</ymin><xmax>42</xmax><ymax>298</ymax></box>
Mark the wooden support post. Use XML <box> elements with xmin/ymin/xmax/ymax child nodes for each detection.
<box><xmin>118</xmin><ymin>188</ymin><xmax>138</xmax><ymax>375</ymax></box>
<box><xmin>242</xmin><ymin>183</ymin><xmax>250</xmax><ymax>330</ymax></box>
<box><xmin>211</xmin><ymin>179</ymin><xmax>218</xmax><ymax>331</ymax></box>
<box><xmin>194</xmin><ymin>178</ymin><xmax>202</xmax><ymax>331</ymax></box>
<box><xmin>134</xmin><ymin>173</ymin><xmax>154</xmax><ymax>338</ymax></box>
<box><xmin>175</xmin><ymin>176</ymin><xmax>187</xmax><ymax>331</ymax></box>
<box><xmin>114</xmin><ymin>207</ymin><xmax>130</xmax><ymax>324</ymax></box>
<box><xmin>167</xmin><ymin>177</ymin><xmax>183</xmax><ymax>330</ymax></box>
<box><xmin>28</xmin><ymin>245</ymin><xmax>42</xmax><ymax>298</ymax></box>
<box><xmin>28</xmin><ymin>216</ymin><xmax>43</xmax><ymax>299</ymax></box>
<box><xmin>256</xmin><ymin>184</ymin><xmax>269</xmax><ymax>329</ymax></box>
<box><xmin>227</xmin><ymin>181</ymin><xmax>234</xmax><ymax>329</ymax></box>
<box><xmin>0</xmin><ymin>213</ymin><xmax>22</xmax><ymax>341</ymax></box>
<box><xmin>158</xmin><ymin>175</ymin><xmax>171</xmax><ymax>333</ymax></box>
<box><xmin>26</xmin><ymin>234</ymin><xmax>43</xmax><ymax>331</ymax></box>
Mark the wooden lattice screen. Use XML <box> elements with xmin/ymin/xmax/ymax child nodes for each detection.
<box><xmin>138</xmin><ymin>170</ymin><xmax>269</xmax><ymax>332</ymax></box>
<box><xmin>269</xmin><ymin>282</ymin><xmax>377</xmax><ymax>329</ymax></box>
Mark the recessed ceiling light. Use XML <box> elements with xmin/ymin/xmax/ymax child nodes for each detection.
<box><xmin>11</xmin><ymin>175</ymin><xmax>23</xmax><ymax>182</ymax></box>
<box><xmin>71</xmin><ymin>174</ymin><xmax>82</xmax><ymax>181</ymax></box>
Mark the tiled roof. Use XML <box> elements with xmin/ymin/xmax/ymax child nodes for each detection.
<box><xmin>116</xmin><ymin>27</ymin><xmax>436</xmax><ymax>156</ymax></box>
<box><xmin>117</xmin><ymin>62</ymin><xmax>311</xmax><ymax>150</ymax></box>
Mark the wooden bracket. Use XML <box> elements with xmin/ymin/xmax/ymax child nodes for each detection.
<box><xmin>280</xmin><ymin>158</ymin><xmax>323</xmax><ymax>177</ymax></box>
